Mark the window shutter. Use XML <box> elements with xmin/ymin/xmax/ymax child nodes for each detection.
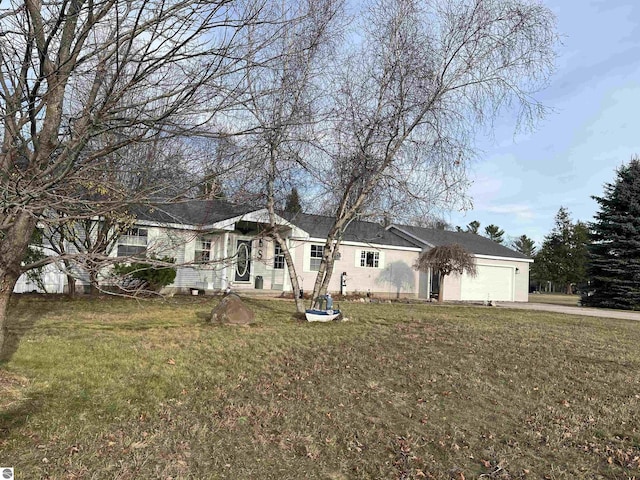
<box><xmin>378</xmin><ymin>250</ymin><xmax>385</xmax><ymax>269</ymax></box>
<box><xmin>354</xmin><ymin>249</ymin><xmax>362</xmax><ymax>267</ymax></box>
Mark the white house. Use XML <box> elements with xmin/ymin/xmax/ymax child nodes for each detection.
<box><xmin>15</xmin><ymin>199</ymin><xmax>531</xmax><ymax>301</ymax></box>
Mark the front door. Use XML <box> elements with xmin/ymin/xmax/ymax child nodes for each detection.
<box><xmin>234</xmin><ymin>240</ymin><xmax>251</xmax><ymax>282</ymax></box>
<box><xmin>430</xmin><ymin>268</ymin><xmax>440</xmax><ymax>300</ymax></box>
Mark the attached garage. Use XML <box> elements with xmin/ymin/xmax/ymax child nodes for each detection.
<box><xmin>460</xmin><ymin>264</ymin><xmax>515</xmax><ymax>302</ymax></box>
<box><xmin>388</xmin><ymin>225</ymin><xmax>532</xmax><ymax>302</ymax></box>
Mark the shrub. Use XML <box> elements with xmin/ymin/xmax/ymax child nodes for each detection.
<box><xmin>114</xmin><ymin>257</ymin><xmax>177</xmax><ymax>292</ymax></box>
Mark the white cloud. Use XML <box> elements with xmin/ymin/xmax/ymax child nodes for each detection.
<box><xmin>485</xmin><ymin>204</ymin><xmax>536</xmax><ymax>221</ymax></box>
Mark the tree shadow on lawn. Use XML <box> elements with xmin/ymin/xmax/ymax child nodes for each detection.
<box><xmin>1</xmin><ymin>295</ymin><xmax>51</xmax><ymax>362</ymax></box>
<box><xmin>1</xmin><ymin>295</ymin><xmax>53</xmax><ymax>441</ymax></box>
<box><xmin>0</xmin><ymin>386</ymin><xmax>45</xmax><ymax>441</ymax></box>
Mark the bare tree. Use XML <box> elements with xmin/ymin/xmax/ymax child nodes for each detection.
<box><xmin>228</xmin><ymin>0</ymin><xmax>344</xmax><ymax>312</ymax></box>
<box><xmin>307</xmin><ymin>0</ymin><xmax>557</xmax><ymax>301</ymax></box>
<box><xmin>34</xmin><ymin>134</ymin><xmax>193</xmax><ymax>296</ymax></box>
<box><xmin>0</xmin><ymin>0</ymin><xmax>264</xmax><ymax>352</ymax></box>
<box><xmin>41</xmin><ymin>214</ymin><xmax>135</xmax><ymax>296</ymax></box>
<box><xmin>414</xmin><ymin>244</ymin><xmax>477</xmax><ymax>301</ymax></box>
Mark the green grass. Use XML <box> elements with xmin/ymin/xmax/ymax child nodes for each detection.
<box><xmin>529</xmin><ymin>293</ymin><xmax>582</xmax><ymax>306</ymax></box>
<box><xmin>2</xmin><ymin>295</ymin><xmax>640</xmax><ymax>479</ymax></box>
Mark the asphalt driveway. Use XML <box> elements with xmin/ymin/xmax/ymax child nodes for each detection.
<box><xmin>498</xmin><ymin>302</ymin><xmax>640</xmax><ymax>322</ymax></box>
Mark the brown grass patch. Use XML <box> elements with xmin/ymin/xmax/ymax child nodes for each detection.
<box><xmin>0</xmin><ymin>370</ymin><xmax>28</xmax><ymax>410</ymax></box>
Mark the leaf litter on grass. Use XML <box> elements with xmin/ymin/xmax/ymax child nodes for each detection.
<box><xmin>3</xmin><ymin>297</ymin><xmax>640</xmax><ymax>479</ymax></box>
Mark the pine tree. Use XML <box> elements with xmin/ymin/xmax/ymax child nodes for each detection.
<box><xmin>532</xmin><ymin>207</ymin><xmax>588</xmax><ymax>294</ymax></box>
<box><xmin>583</xmin><ymin>158</ymin><xmax>640</xmax><ymax>309</ymax></box>
<box><xmin>484</xmin><ymin>224</ymin><xmax>505</xmax><ymax>244</ymax></box>
<box><xmin>284</xmin><ymin>187</ymin><xmax>302</xmax><ymax>214</ymax></box>
<box><xmin>512</xmin><ymin>235</ymin><xmax>537</xmax><ymax>257</ymax></box>
<box><xmin>466</xmin><ymin>220</ymin><xmax>480</xmax><ymax>234</ymax></box>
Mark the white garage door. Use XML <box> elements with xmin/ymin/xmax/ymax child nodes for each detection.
<box><xmin>460</xmin><ymin>265</ymin><xmax>514</xmax><ymax>302</ymax></box>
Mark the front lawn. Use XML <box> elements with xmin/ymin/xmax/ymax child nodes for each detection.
<box><xmin>528</xmin><ymin>293</ymin><xmax>581</xmax><ymax>306</ymax></box>
<box><xmin>1</xmin><ymin>295</ymin><xmax>639</xmax><ymax>479</ymax></box>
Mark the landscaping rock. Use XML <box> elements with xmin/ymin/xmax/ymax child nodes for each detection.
<box><xmin>209</xmin><ymin>294</ymin><xmax>255</xmax><ymax>325</ymax></box>
<box><xmin>211</xmin><ymin>294</ymin><xmax>255</xmax><ymax>325</ymax></box>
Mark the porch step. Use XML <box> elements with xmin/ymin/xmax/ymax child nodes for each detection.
<box><xmin>233</xmin><ymin>288</ymin><xmax>284</xmax><ymax>298</ymax></box>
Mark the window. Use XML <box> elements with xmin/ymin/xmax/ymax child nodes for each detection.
<box><xmin>360</xmin><ymin>250</ymin><xmax>379</xmax><ymax>268</ymax></box>
<box><xmin>195</xmin><ymin>238</ymin><xmax>212</xmax><ymax>263</ymax></box>
<box><xmin>117</xmin><ymin>228</ymin><xmax>147</xmax><ymax>257</ymax></box>
<box><xmin>274</xmin><ymin>242</ymin><xmax>285</xmax><ymax>269</ymax></box>
<box><xmin>310</xmin><ymin>244</ymin><xmax>324</xmax><ymax>271</ymax></box>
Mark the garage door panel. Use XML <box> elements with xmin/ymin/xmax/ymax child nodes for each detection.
<box><xmin>461</xmin><ymin>265</ymin><xmax>514</xmax><ymax>301</ymax></box>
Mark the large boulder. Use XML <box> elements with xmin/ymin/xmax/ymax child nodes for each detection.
<box><xmin>210</xmin><ymin>294</ymin><xmax>255</xmax><ymax>325</ymax></box>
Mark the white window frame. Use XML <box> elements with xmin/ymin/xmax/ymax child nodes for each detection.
<box><xmin>194</xmin><ymin>237</ymin><xmax>212</xmax><ymax>263</ymax></box>
<box><xmin>274</xmin><ymin>242</ymin><xmax>285</xmax><ymax>269</ymax></box>
<box><xmin>360</xmin><ymin>250</ymin><xmax>379</xmax><ymax>268</ymax></box>
<box><xmin>310</xmin><ymin>244</ymin><xmax>324</xmax><ymax>271</ymax></box>
<box><xmin>117</xmin><ymin>228</ymin><xmax>148</xmax><ymax>257</ymax></box>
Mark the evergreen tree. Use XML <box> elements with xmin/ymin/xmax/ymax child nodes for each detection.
<box><xmin>284</xmin><ymin>187</ymin><xmax>302</xmax><ymax>214</ymax></box>
<box><xmin>484</xmin><ymin>224</ymin><xmax>505</xmax><ymax>244</ymax></box>
<box><xmin>583</xmin><ymin>158</ymin><xmax>640</xmax><ymax>309</ymax></box>
<box><xmin>512</xmin><ymin>235</ymin><xmax>537</xmax><ymax>257</ymax></box>
<box><xmin>532</xmin><ymin>207</ymin><xmax>588</xmax><ymax>293</ymax></box>
<box><xmin>466</xmin><ymin>220</ymin><xmax>481</xmax><ymax>234</ymax></box>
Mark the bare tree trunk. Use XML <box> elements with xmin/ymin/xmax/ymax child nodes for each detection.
<box><xmin>89</xmin><ymin>270</ymin><xmax>100</xmax><ymax>296</ymax></box>
<box><xmin>266</xmin><ymin>150</ymin><xmax>305</xmax><ymax>314</ymax></box>
<box><xmin>312</xmin><ymin>257</ymin><xmax>329</xmax><ymax>303</ymax></box>
<box><xmin>273</xmin><ymin>233</ymin><xmax>305</xmax><ymax>314</ymax></box>
<box><xmin>438</xmin><ymin>273</ymin><xmax>445</xmax><ymax>303</ymax></box>
<box><xmin>311</xmin><ymin>224</ymin><xmax>345</xmax><ymax>304</ymax></box>
<box><xmin>0</xmin><ymin>213</ymin><xmax>37</xmax><ymax>354</ymax></box>
<box><xmin>0</xmin><ymin>286</ymin><xmax>13</xmax><ymax>358</ymax></box>
<box><xmin>317</xmin><ymin>240</ymin><xmax>342</xmax><ymax>301</ymax></box>
<box><xmin>60</xmin><ymin>258</ymin><xmax>76</xmax><ymax>297</ymax></box>
<box><xmin>318</xmin><ymin>256</ymin><xmax>335</xmax><ymax>297</ymax></box>
<box><xmin>66</xmin><ymin>274</ymin><xmax>76</xmax><ymax>297</ymax></box>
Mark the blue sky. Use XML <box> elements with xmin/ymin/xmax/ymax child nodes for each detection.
<box><xmin>448</xmin><ymin>0</ymin><xmax>640</xmax><ymax>246</ymax></box>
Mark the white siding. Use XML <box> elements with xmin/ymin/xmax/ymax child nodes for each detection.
<box><xmin>14</xmin><ymin>264</ymin><xmax>66</xmax><ymax>294</ymax></box>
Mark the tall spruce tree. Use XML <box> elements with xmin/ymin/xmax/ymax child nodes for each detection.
<box><xmin>532</xmin><ymin>207</ymin><xmax>588</xmax><ymax>294</ymax></box>
<box><xmin>583</xmin><ymin>158</ymin><xmax>640</xmax><ymax>309</ymax></box>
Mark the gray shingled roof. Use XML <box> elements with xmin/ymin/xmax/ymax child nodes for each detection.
<box><xmin>390</xmin><ymin>224</ymin><xmax>530</xmax><ymax>259</ymax></box>
<box><xmin>129</xmin><ymin>200</ymin><xmax>525</xmax><ymax>258</ymax></box>
<box><xmin>131</xmin><ymin>199</ymin><xmax>256</xmax><ymax>227</ymax></box>
<box><xmin>282</xmin><ymin>212</ymin><xmax>418</xmax><ymax>248</ymax></box>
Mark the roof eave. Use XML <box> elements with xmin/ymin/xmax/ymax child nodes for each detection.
<box><xmin>387</xmin><ymin>224</ymin><xmax>435</xmax><ymax>248</ymax></box>
<box><xmin>473</xmin><ymin>253</ymin><xmax>534</xmax><ymax>263</ymax></box>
